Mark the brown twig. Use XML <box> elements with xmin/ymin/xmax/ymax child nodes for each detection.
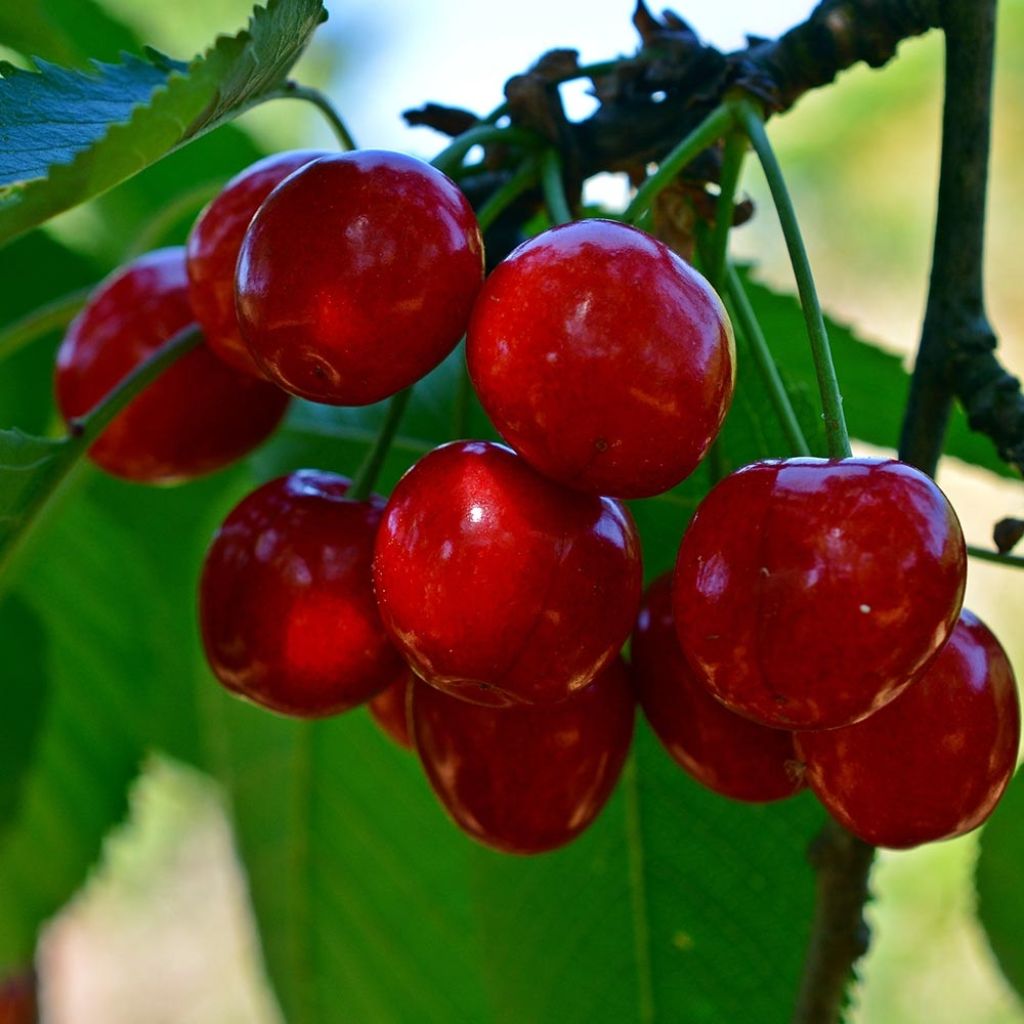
<box><xmin>899</xmin><ymin>0</ymin><xmax>1018</xmax><ymax>476</ymax></box>
<box><xmin>792</xmin><ymin>821</ymin><xmax>875</xmax><ymax>1024</ymax></box>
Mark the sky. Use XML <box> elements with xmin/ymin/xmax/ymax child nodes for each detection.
<box><xmin>317</xmin><ymin>0</ymin><xmax>820</xmax><ymax>154</ymax></box>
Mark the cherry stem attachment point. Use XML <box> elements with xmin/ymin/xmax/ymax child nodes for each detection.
<box><xmin>348</xmin><ymin>388</ymin><xmax>413</xmax><ymax>501</ymax></box>
<box><xmin>71</xmin><ymin>323</ymin><xmax>204</xmax><ymax>447</ymax></box>
<box><xmin>540</xmin><ymin>149</ymin><xmax>573</xmax><ymax>225</ymax></box>
<box><xmin>624</xmin><ymin>103</ymin><xmax>734</xmax><ymax>223</ymax></box>
<box><xmin>735</xmin><ymin>97</ymin><xmax>851</xmax><ymax>460</ymax></box>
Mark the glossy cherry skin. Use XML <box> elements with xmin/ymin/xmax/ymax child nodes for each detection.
<box><xmin>187</xmin><ymin>150</ymin><xmax>328</xmax><ymax>376</ymax></box>
<box><xmin>373</xmin><ymin>440</ymin><xmax>643</xmax><ymax>706</ymax></box>
<box><xmin>796</xmin><ymin>610</ymin><xmax>1021</xmax><ymax>848</ymax></box>
<box><xmin>632</xmin><ymin>575</ymin><xmax>803</xmax><ymax>803</ymax></box>
<box><xmin>411</xmin><ymin>658</ymin><xmax>635</xmax><ymax>854</ymax></box>
<box><xmin>200</xmin><ymin>470</ymin><xmax>407</xmax><ymax>718</ymax></box>
<box><xmin>673</xmin><ymin>457</ymin><xmax>967</xmax><ymax>730</ymax></box>
<box><xmin>54</xmin><ymin>248</ymin><xmax>289</xmax><ymax>484</ymax></box>
<box><xmin>236</xmin><ymin>150</ymin><xmax>484</xmax><ymax>405</ymax></box>
<box><xmin>368</xmin><ymin>672</ymin><xmax>414</xmax><ymax>750</ymax></box>
<box><xmin>466</xmin><ymin>219</ymin><xmax>735</xmax><ymax>498</ymax></box>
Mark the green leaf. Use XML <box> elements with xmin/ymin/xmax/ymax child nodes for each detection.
<box><xmin>0</xmin><ymin>428</ymin><xmax>77</xmax><ymax>571</ymax></box>
<box><xmin>0</xmin><ymin>0</ymin><xmax>326</xmax><ymax>246</ymax></box>
<box><xmin>205</xmin><ymin>697</ymin><xmax>492</xmax><ymax>1024</ymax></box>
<box><xmin>738</xmin><ymin>267</ymin><xmax>1017</xmax><ymax>478</ymax></box>
<box><xmin>976</xmin><ymin>769</ymin><xmax>1024</xmax><ymax>999</ymax></box>
<box><xmin>0</xmin><ymin>595</ymin><xmax>49</xmax><ymax>839</ymax></box>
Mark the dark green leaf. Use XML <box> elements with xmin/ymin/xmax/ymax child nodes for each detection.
<box><xmin>976</xmin><ymin>769</ymin><xmax>1024</xmax><ymax>998</ymax></box>
<box><xmin>0</xmin><ymin>595</ymin><xmax>49</xmax><ymax>838</ymax></box>
<box><xmin>0</xmin><ymin>0</ymin><xmax>326</xmax><ymax>245</ymax></box>
<box><xmin>0</xmin><ymin>0</ymin><xmax>140</xmax><ymax>68</ymax></box>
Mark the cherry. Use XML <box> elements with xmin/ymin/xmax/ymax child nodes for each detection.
<box><xmin>410</xmin><ymin>658</ymin><xmax>635</xmax><ymax>854</ymax></box>
<box><xmin>373</xmin><ymin>440</ymin><xmax>643</xmax><ymax>706</ymax></box>
<box><xmin>199</xmin><ymin>470</ymin><xmax>406</xmax><ymax>718</ymax></box>
<box><xmin>368</xmin><ymin>672</ymin><xmax>414</xmax><ymax>750</ymax></box>
<box><xmin>632</xmin><ymin>575</ymin><xmax>803</xmax><ymax>803</ymax></box>
<box><xmin>673</xmin><ymin>457</ymin><xmax>966</xmax><ymax>730</ymax></box>
<box><xmin>235</xmin><ymin>150</ymin><xmax>484</xmax><ymax>406</ymax></box>
<box><xmin>795</xmin><ymin>610</ymin><xmax>1020</xmax><ymax>848</ymax></box>
<box><xmin>54</xmin><ymin>248</ymin><xmax>288</xmax><ymax>484</ymax></box>
<box><xmin>465</xmin><ymin>218</ymin><xmax>735</xmax><ymax>498</ymax></box>
<box><xmin>187</xmin><ymin>150</ymin><xmax>328</xmax><ymax>377</ymax></box>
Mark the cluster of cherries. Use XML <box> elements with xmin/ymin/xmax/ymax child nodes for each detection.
<box><xmin>54</xmin><ymin>147</ymin><xmax>1020</xmax><ymax>856</ymax></box>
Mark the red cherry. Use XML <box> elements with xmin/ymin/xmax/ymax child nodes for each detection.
<box><xmin>466</xmin><ymin>219</ymin><xmax>735</xmax><ymax>498</ymax></box>
<box><xmin>54</xmin><ymin>248</ymin><xmax>288</xmax><ymax>484</ymax></box>
<box><xmin>411</xmin><ymin>659</ymin><xmax>635</xmax><ymax>854</ymax></box>
<box><xmin>673</xmin><ymin>457</ymin><xmax>966</xmax><ymax>730</ymax></box>
<box><xmin>236</xmin><ymin>150</ymin><xmax>484</xmax><ymax>405</ymax></box>
<box><xmin>795</xmin><ymin>610</ymin><xmax>1020</xmax><ymax>848</ymax></box>
<box><xmin>632</xmin><ymin>575</ymin><xmax>803</xmax><ymax>803</ymax></box>
<box><xmin>187</xmin><ymin>150</ymin><xmax>328</xmax><ymax>377</ymax></box>
<box><xmin>199</xmin><ymin>470</ymin><xmax>406</xmax><ymax>718</ymax></box>
<box><xmin>368</xmin><ymin>672</ymin><xmax>414</xmax><ymax>750</ymax></box>
<box><xmin>373</xmin><ymin>440</ymin><xmax>643</xmax><ymax>706</ymax></box>
<box><xmin>0</xmin><ymin>970</ymin><xmax>36</xmax><ymax>1024</ymax></box>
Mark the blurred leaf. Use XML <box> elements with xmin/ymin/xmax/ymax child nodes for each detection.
<box><xmin>0</xmin><ymin>596</ymin><xmax>49</xmax><ymax>838</ymax></box>
<box><xmin>0</xmin><ymin>463</ymin><xmax>250</xmax><ymax>969</ymax></box>
<box><xmin>739</xmin><ymin>267</ymin><xmax>1017</xmax><ymax>478</ymax></box>
<box><xmin>0</xmin><ymin>0</ymin><xmax>140</xmax><ymax>67</ymax></box>
<box><xmin>976</xmin><ymin>769</ymin><xmax>1024</xmax><ymax>999</ymax></box>
<box><xmin>0</xmin><ymin>0</ymin><xmax>326</xmax><ymax>245</ymax></box>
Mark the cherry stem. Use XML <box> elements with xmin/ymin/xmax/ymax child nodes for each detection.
<box><xmin>540</xmin><ymin>149</ymin><xmax>573</xmax><ymax>225</ymax></box>
<box><xmin>725</xmin><ymin>263</ymin><xmax>812</xmax><ymax>457</ymax></box>
<box><xmin>706</xmin><ymin>131</ymin><xmax>747</xmax><ymax>295</ymax></box>
<box><xmin>432</xmin><ymin>125</ymin><xmax>540</xmax><ymax>178</ymax></box>
<box><xmin>966</xmin><ymin>544</ymin><xmax>1024</xmax><ymax>569</ymax></box>
<box><xmin>623</xmin><ymin>103</ymin><xmax>735</xmax><ymax>223</ymax></box>
<box><xmin>68</xmin><ymin>323</ymin><xmax>204</xmax><ymax>446</ymax></box>
<box><xmin>475</xmin><ymin>156</ymin><xmax>542</xmax><ymax>231</ymax></box>
<box><xmin>274</xmin><ymin>81</ymin><xmax>357</xmax><ymax>151</ymax></box>
<box><xmin>735</xmin><ymin>98</ymin><xmax>852</xmax><ymax>461</ymax></box>
<box><xmin>347</xmin><ymin>388</ymin><xmax>413</xmax><ymax>501</ymax></box>
<box><xmin>0</xmin><ymin>288</ymin><xmax>89</xmax><ymax>366</ymax></box>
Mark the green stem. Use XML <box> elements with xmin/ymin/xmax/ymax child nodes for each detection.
<box><xmin>725</xmin><ymin>264</ymin><xmax>812</xmax><ymax>457</ymax></box>
<box><xmin>736</xmin><ymin>98</ymin><xmax>851</xmax><ymax>460</ymax></box>
<box><xmin>0</xmin><ymin>288</ymin><xmax>90</xmax><ymax>365</ymax></box>
<box><xmin>347</xmin><ymin>388</ymin><xmax>413</xmax><ymax>501</ymax></box>
<box><xmin>623</xmin><ymin>104</ymin><xmax>735</xmax><ymax>223</ymax></box>
<box><xmin>70</xmin><ymin>324</ymin><xmax>204</xmax><ymax>444</ymax></box>
<box><xmin>432</xmin><ymin>125</ymin><xmax>539</xmax><ymax>178</ymax></box>
<box><xmin>475</xmin><ymin>156</ymin><xmax>541</xmax><ymax>232</ymax></box>
<box><xmin>275</xmin><ymin>81</ymin><xmax>357</xmax><ymax>150</ymax></box>
<box><xmin>540</xmin><ymin>149</ymin><xmax>573</xmax><ymax>225</ymax></box>
<box><xmin>706</xmin><ymin>132</ymin><xmax>747</xmax><ymax>294</ymax></box>
<box><xmin>966</xmin><ymin>545</ymin><xmax>1024</xmax><ymax>569</ymax></box>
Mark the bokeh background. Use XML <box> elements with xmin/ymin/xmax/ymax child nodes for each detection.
<box><xmin>1</xmin><ymin>1</ymin><xmax>1021</xmax><ymax>1021</ymax></box>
